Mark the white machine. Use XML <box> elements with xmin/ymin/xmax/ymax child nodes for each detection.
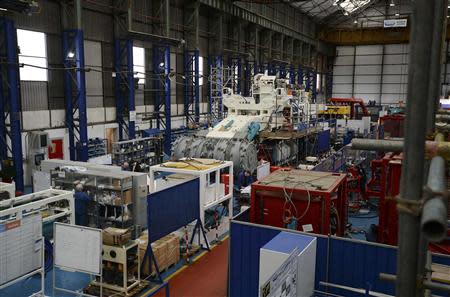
<box><xmin>173</xmin><ymin>75</ymin><xmax>319</xmax><ymax>173</ymax></box>
<box><xmin>0</xmin><ymin>188</ymin><xmax>75</xmax><ymax>224</ymax></box>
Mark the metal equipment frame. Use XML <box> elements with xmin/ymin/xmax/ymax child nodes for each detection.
<box><xmin>62</xmin><ymin>29</ymin><xmax>88</xmax><ymax>161</ymax></box>
<box><xmin>0</xmin><ymin>188</ymin><xmax>75</xmax><ymax>224</ymax></box>
<box><xmin>228</xmin><ymin>56</ymin><xmax>242</xmax><ymax>94</ymax></box>
<box><xmin>184</xmin><ymin>49</ymin><xmax>200</xmax><ymax>125</ymax></box>
<box><xmin>114</xmin><ymin>38</ymin><xmax>136</xmax><ymax>141</ymax></box>
<box><xmin>0</xmin><ymin>18</ymin><xmax>24</xmax><ymax>191</ymax></box>
<box><xmin>208</xmin><ymin>55</ymin><xmax>224</xmax><ymax>122</ymax></box>
<box><xmin>250</xmin><ymin>170</ymin><xmax>347</xmax><ymax>236</ymax></box>
<box><xmin>149</xmin><ymin>160</ymin><xmax>234</xmax><ymax>237</ymax></box>
<box><xmin>152</xmin><ymin>45</ymin><xmax>171</xmax><ymax>155</ymax></box>
<box><xmin>243</xmin><ymin>60</ymin><xmax>256</xmax><ymax>96</ymax></box>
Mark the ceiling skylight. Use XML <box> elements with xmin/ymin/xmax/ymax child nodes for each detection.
<box><xmin>335</xmin><ymin>0</ymin><xmax>372</xmax><ymax>14</ymax></box>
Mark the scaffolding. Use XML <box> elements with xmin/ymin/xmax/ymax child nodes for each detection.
<box><xmin>0</xmin><ymin>18</ymin><xmax>23</xmax><ymax>191</ymax></box>
<box><xmin>184</xmin><ymin>49</ymin><xmax>200</xmax><ymax>125</ymax></box>
<box><xmin>208</xmin><ymin>55</ymin><xmax>224</xmax><ymax>122</ymax></box>
<box><xmin>114</xmin><ymin>39</ymin><xmax>136</xmax><ymax>141</ymax></box>
<box><xmin>152</xmin><ymin>45</ymin><xmax>172</xmax><ymax>155</ymax></box>
<box><xmin>62</xmin><ymin>29</ymin><xmax>88</xmax><ymax>162</ymax></box>
<box><xmin>243</xmin><ymin>60</ymin><xmax>256</xmax><ymax>97</ymax></box>
<box><xmin>228</xmin><ymin>56</ymin><xmax>242</xmax><ymax>94</ymax></box>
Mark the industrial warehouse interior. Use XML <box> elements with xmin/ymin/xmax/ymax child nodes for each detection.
<box><xmin>1</xmin><ymin>0</ymin><xmax>450</xmax><ymax>296</ymax></box>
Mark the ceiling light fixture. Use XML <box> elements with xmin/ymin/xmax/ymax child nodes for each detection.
<box><xmin>390</xmin><ymin>0</ymin><xmax>395</xmax><ymax>7</ymax></box>
<box><xmin>395</xmin><ymin>12</ymin><xmax>400</xmax><ymax>16</ymax></box>
<box><xmin>354</xmin><ymin>19</ymin><xmax>358</xmax><ymax>24</ymax></box>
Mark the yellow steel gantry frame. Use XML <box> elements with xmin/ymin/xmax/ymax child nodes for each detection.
<box><xmin>319</xmin><ymin>24</ymin><xmax>450</xmax><ymax>45</ymax></box>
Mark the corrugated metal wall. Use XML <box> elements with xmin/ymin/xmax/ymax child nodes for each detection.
<box><xmin>229</xmin><ymin>218</ymin><xmax>450</xmax><ymax>297</ymax></box>
<box><xmin>333</xmin><ymin>44</ymin><xmax>409</xmax><ymax>104</ymax></box>
<box><xmin>85</xmin><ymin>40</ymin><xmax>103</xmax><ymax>108</ymax></box>
<box><xmin>20</xmin><ymin>81</ymin><xmax>48</xmax><ymax>111</ymax></box>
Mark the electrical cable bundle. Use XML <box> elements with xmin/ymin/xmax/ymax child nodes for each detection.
<box><xmin>281</xmin><ymin>176</ymin><xmax>311</xmax><ymax>225</ymax></box>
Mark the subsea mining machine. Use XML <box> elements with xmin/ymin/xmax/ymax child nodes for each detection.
<box><xmin>172</xmin><ymin>74</ymin><xmax>326</xmax><ymax>174</ymax></box>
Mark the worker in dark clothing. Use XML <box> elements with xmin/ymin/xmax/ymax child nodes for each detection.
<box><xmin>237</xmin><ymin>170</ymin><xmax>254</xmax><ymax>189</ymax></box>
<box><xmin>74</xmin><ymin>183</ymin><xmax>91</xmax><ymax>226</ymax></box>
<box><xmin>233</xmin><ymin>170</ymin><xmax>254</xmax><ymax>215</ymax></box>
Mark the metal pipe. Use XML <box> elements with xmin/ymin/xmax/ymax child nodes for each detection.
<box><xmin>351</xmin><ymin>138</ymin><xmax>403</xmax><ymax>152</ymax></box>
<box><xmin>380</xmin><ymin>273</ymin><xmax>450</xmax><ymax>293</ymax></box>
<box><xmin>397</xmin><ymin>0</ymin><xmax>436</xmax><ymax>295</ymax></box>
<box><xmin>75</xmin><ymin>0</ymin><xmax>82</xmax><ymax>29</ymax></box>
<box><xmin>436</xmin><ymin>114</ymin><xmax>450</xmax><ymax>121</ymax></box>
<box><xmin>426</xmin><ymin>0</ymin><xmax>447</xmax><ymax>133</ymax></box>
<box><xmin>165</xmin><ymin>0</ymin><xmax>170</xmax><ymax>38</ymax></box>
<box><xmin>421</xmin><ymin>156</ymin><xmax>447</xmax><ymax>242</ymax></box>
<box><xmin>351</xmin><ymin>138</ymin><xmax>450</xmax><ymax>160</ymax></box>
<box><xmin>437</xmin><ymin>109</ymin><xmax>450</xmax><ymax>114</ymax></box>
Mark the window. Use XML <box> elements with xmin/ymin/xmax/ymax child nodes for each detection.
<box><xmin>194</xmin><ymin>56</ymin><xmax>204</xmax><ymax>86</ymax></box>
<box><xmin>133</xmin><ymin>46</ymin><xmax>145</xmax><ymax>84</ymax></box>
<box><xmin>316</xmin><ymin>73</ymin><xmax>322</xmax><ymax>92</ymax></box>
<box><xmin>17</xmin><ymin>29</ymin><xmax>47</xmax><ymax>81</ymax></box>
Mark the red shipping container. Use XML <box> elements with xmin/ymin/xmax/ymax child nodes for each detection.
<box><xmin>250</xmin><ymin>170</ymin><xmax>347</xmax><ymax>236</ymax></box>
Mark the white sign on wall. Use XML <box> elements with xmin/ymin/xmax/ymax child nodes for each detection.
<box><xmin>384</xmin><ymin>19</ymin><xmax>407</xmax><ymax>28</ymax></box>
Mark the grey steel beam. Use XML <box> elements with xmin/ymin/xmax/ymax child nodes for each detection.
<box><xmin>397</xmin><ymin>0</ymin><xmax>439</xmax><ymax>294</ymax></box>
<box><xmin>426</xmin><ymin>0</ymin><xmax>448</xmax><ymax>133</ymax></box>
<box><xmin>198</xmin><ymin>0</ymin><xmax>317</xmax><ymax>46</ymax></box>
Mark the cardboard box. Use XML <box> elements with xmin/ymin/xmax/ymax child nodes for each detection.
<box><xmin>122</xmin><ymin>190</ymin><xmax>132</xmax><ymax>204</ymax></box>
<box><xmin>102</xmin><ymin>227</ymin><xmax>131</xmax><ymax>246</ymax></box>
<box><xmin>139</xmin><ymin>233</ymin><xmax>180</xmax><ymax>275</ymax></box>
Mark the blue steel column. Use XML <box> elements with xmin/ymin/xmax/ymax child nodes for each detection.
<box><xmin>0</xmin><ymin>64</ymin><xmax>6</xmax><ymax>161</ymax></box>
<box><xmin>184</xmin><ymin>50</ymin><xmax>200</xmax><ymax>125</ymax></box>
<box><xmin>311</xmin><ymin>70</ymin><xmax>317</xmax><ymax>102</ymax></box>
<box><xmin>279</xmin><ymin>65</ymin><xmax>286</xmax><ymax>79</ymax></box>
<box><xmin>289</xmin><ymin>65</ymin><xmax>295</xmax><ymax>85</ymax></box>
<box><xmin>297</xmin><ymin>66</ymin><xmax>303</xmax><ymax>86</ymax></box>
<box><xmin>163</xmin><ymin>47</ymin><xmax>171</xmax><ymax>155</ymax></box>
<box><xmin>0</xmin><ymin>19</ymin><xmax>24</xmax><ymax>191</ymax></box>
<box><xmin>153</xmin><ymin>46</ymin><xmax>171</xmax><ymax>155</ymax></box>
<box><xmin>305</xmin><ymin>69</ymin><xmax>311</xmax><ymax>92</ymax></box>
<box><xmin>0</xmin><ymin>20</ymin><xmax>9</xmax><ymax>163</ymax></box>
<box><xmin>114</xmin><ymin>39</ymin><xmax>135</xmax><ymax>140</ymax></box>
<box><xmin>63</xmin><ymin>29</ymin><xmax>88</xmax><ymax>161</ymax></box>
<box><xmin>5</xmin><ymin>20</ymin><xmax>23</xmax><ymax>191</ymax></box>
<box><xmin>268</xmin><ymin>63</ymin><xmax>276</xmax><ymax>76</ymax></box>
